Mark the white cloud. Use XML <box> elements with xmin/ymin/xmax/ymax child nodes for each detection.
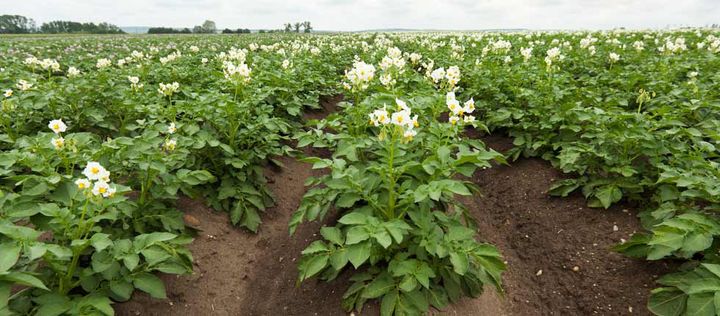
<box><xmin>6</xmin><ymin>0</ymin><xmax>719</xmax><ymax>31</ymax></box>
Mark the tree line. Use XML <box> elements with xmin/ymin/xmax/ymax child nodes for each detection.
<box><xmin>0</xmin><ymin>15</ymin><xmax>124</xmax><ymax>34</ymax></box>
<box><xmin>283</xmin><ymin>21</ymin><xmax>313</xmax><ymax>33</ymax></box>
<box><xmin>148</xmin><ymin>20</ymin><xmax>314</xmax><ymax>34</ymax></box>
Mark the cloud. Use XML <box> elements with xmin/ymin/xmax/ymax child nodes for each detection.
<box><xmin>5</xmin><ymin>0</ymin><xmax>718</xmax><ymax>31</ymax></box>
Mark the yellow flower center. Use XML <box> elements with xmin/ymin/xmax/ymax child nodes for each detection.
<box><xmin>78</xmin><ymin>183</ymin><xmax>86</xmax><ymax>189</ymax></box>
<box><xmin>53</xmin><ymin>124</ymin><xmax>60</xmax><ymax>130</ymax></box>
<box><xmin>99</xmin><ymin>187</ymin><xmax>107</xmax><ymax>193</ymax></box>
<box><xmin>91</xmin><ymin>167</ymin><xmax>100</xmax><ymax>174</ymax></box>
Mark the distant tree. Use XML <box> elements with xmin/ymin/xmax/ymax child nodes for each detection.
<box><xmin>148</xmin><ymin>27</ymin><xmax>176</xmax><ymax>34</ymax></box>
<box><xmin>192</xmin><ymin>25</ymin><xmax>203</xmax><ymax>33</ymax></box>
<box><xmin>180</xmin><ymin>28</ymin><xmax>192</xmax><ymax>33</ymax></box>
<box><xmin>293</xmin><ymin>22</ymin><xmax>301</xmax><ymax>33</ymax></box>
<box><xmin>40</xmin><ymin>20</ymin><xmax>123</xmax><ymax>34</ymax></box>
<box><xmin>283</xmin><ymin>23</ymin><xmax>292</xmax><ymax>33</ymax></box>
<box><xmin>221</xmin><ymin>28</ymin><xmax>233</xmax><ymax>34</ymax></box>
<box><xmin>302</xmin><ymin>21</ymin><xmax>312</xmax><ymax>33</ymax></box>
<box><xmin>0</xmin><ymin>15</ymin><xmax>36</xmax><ymax>34</ymax></box>
<box><xmin>259</xmin><ymin>29</ymin><xmax>266</xmax><ymax>33</ymax></box>
<box><xmin>201</xmin><ymin>20</ymin><xmax>216</xmax><ymax>33</ymax></box>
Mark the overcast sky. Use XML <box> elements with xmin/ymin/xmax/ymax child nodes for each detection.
<box><xmin>7</xmin><ymin>0</ymin><xmax>719</xmax><ymax>31</ymax></box>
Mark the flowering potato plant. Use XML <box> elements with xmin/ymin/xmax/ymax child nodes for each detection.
<box><xmin>291</xmin><ymin>94</ymin><xmax>506</xmax><ymax>314</ymax></box>
<box><xmin>0</xmin><ymin>128</ymin><xmax>192</xmax><ymax>314</ymax></box>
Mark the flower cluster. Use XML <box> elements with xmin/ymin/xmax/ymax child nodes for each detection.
<box><xmin>222</xmin><ymin>61</ymin><xmax>252</xmax><ymax>83</ymax></box>
<box><xmin>48</xmin><ymin>119</ymin><xmax>67</xmax><ymax>150</ymax></box>
<box><xmin>96</xmin><ymin>58</ymin><xmax>112</xmax><ymax>69</ymax></box>
<box><xmin>379</xmin><ymin>47</ymin><xmax>406</xmax><ymax>72</ymax></box>
<box><xmin>128</xmin><ymin>76</ymin><xmax>143</xmax><ymax>90</ymax></box>
<box><xmin>160</xmin><ymin>51</ymin><xmax>182</xmax><ymax>65</ymax></box>
<box><xmin>344</xmin><ymin>60</ymin><xmax>376</xmax><ymax>91</ymax></box>
<box><xmin>163</xmin><ymin>122</ymin><xmax>177</xmax><ymax>151</ymax></box>
<box><xmin>632</xmin><ymin>41</ymin><xmax>645</xmax><ymax>51</ymax></box>
<box><xmin>158</xmin><ymin>82</ymin><xmax>180</xmax><ymax>97</ymax></box>
<box><xmin>544</xmin><ymin>47</ymin><xmax>565</xmax><ymax>69</ymax></box>
<box><xmin>608</xmin><ymin>52</ymin><xmax>620</xmax><ymax>63</ymax></box>
<box><xmin>77</xmin><ymin>162</ymin><xmax>116</xmax><ymax>198</ymax></box>
<box><xmin>67</xmin><ymin>66</ymin><xmax>81</xmax><ymax>77</ymax></box>
<box><xmin>446</xmin><ymin>92</ymin><xmax>475</xmax><ymax>125</ymax></box>
<box><xmin>429</xmin><ymin>66</ymin><xmax>461</xmax><ymax>90</ymax></box>
<box><xmin>16</xmin><ymin>80</ymin><xmax>33</xmax><ymax>91</ymax></box>
<box><xmin>369</xmin><ymin>99</ymin><xmax>418</xmax><ymax>141</ymax></box>
<box><xmin>39</xmin><ymin>58</ymin><xmax>61</xmax><ymax>72</ymax></box>
<box><xmin>520</xmin><ymin>47</ymin><xmax>533</xmax><ymax>62</ymax></box>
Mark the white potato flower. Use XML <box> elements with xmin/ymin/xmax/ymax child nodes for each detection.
<box><xmin>449</xmin><ymin>115</ymin><xmax>460</xmax><ymax>125</ymax></box>
<box><xmin>168</xmin><ymin>122</ymin><xmax>177</xmax><ymax>134</ymax></box>
<box><xmin>403</xmin><ymin>128</ymin><xmax>417</xmax><ymax>140</ymax></box>
<box><xmin>75</xmin><ymin>178</ymin><xmax>91</xmax><ymax>190</ymax></box>
<box><xmin>391</xmin><ymin>110</ymin><xmax>411</xmax><ymax>127</ymax></box>
<box><xmin>463</xmin><ymin>98</ymin><xmax>475</xmax><ymax>114</ymax></box>
<box><xmin>48</xmin><ymin>119</ymin><xmax>67</xmax><ymax>134</ymax></box>
<box><xmin>67</xmin><ymin>66</ymin><xmax>81</xmax><ymax>77</ymax></box>
<box><xmin>368</xmin><ymin>105</ymin><xmax>390</xmax><ymax>126</ymax></box>
<box><xmin>158</xmin><ymin>82</ymin><xmax>180</xmax><ymax>96</ymax></box>
<box><xmin>520</xmin><ymin>47</ymin><xmax>533</xmax><ymax>62</ymax></box>
<box><xmin>83</xmin><ymin>162</ymin><xmax>108</xmax><ymax>181</ymax></box>
<box><xmin>163</xmin><ymin>139</ymin><xmax>177</xmax><ymax>151</ymax></box>
<box><xmin>3</xmin><ymin>89</ymin><xmax>12</xmax><ymax>98</ymax></box>
<box><xmin>16</xmin><ymin>80</ymin><xmax>33</xmax><ymax>91</ymax></box>
<box><xmin>92</xmin><ymin>180</ymin><xmax>113</xmax><ymax>197</ymax></box>
<box><xmin>609</xmin><ymin>52</ymin><xmax>620</xmax><ymax>63</ymax></box>
<box><xmin>51</xmin><ymin>137</ymin><xmax>65</xmax><ymax>150</ymax></box>
<box><xmin>96</xmin><ymin>58</ymin><xmax>112</xmax><ymax>69</ymax></box>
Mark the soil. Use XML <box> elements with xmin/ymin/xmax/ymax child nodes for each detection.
<box><xmin>115</xmin><ymin>106</ymin><xmax>673</xmax><ymax>316</ymax></box>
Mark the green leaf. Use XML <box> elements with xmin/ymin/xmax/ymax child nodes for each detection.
<box><xmin>373</xmin><ymin>230</ymin><xmax>393</xmax><ymax>249</ymax></box>
<box><xmin>299</xmin><ymin>254</ymin><xmax>329</xmax><ymax>281</ymax></box>
<box><xmin>336</xmin><ymin>193</ymin><xmax>362</xmax><ymax>208</ymax></box>
<box><xmin>320</xmin><ymin>227</ymin><xmax>344</xmax><ymax>245</ymax></box>
<box><xmin>347</xmin><ymin>242</ymin><xmax>371</xmax><ymax>268</ymax></box>
<box><xmin>648</xmin><ymin>287</ymin><xmax>686</xmax><ymax>316</ymax></box>
<box><xmin>381</xmin><ymin>289</ymin><xmax>399</xmax><ymax>316</ymax></box>
<box><xmin>1</xmin><ymin>272</ymin><xmax>49</xmax><ymax>290</ymax></box>
<box><xmin>90</xmin><ymin>233</ymin><xmax>113</xmax><ymax>252</ymax></box>
<box><xmin>241</xmin><ymin>207</ymin><xmax>262</xmax><ymax>232</ymax></box>
<box><xmin>34</xmin><ymin>293</ymin><xmax>71</xmax><ymax>316</ymax></box>
<box><xmin>0</xmin><ymin>242</ymin><xmax>21</xmax><ymax>273</ymax></box>
<box><xmin>687</xmin><ymin>292</ymin><xmax>715</xmax><ymax>316</ymax></box>
<box><xmin>362</xmin><ymin>273</ymin><xmax>396</xmax><ymax>299</ymax></box>
<box><xmin>449</xmin><ymin>252</ymin><xmax>469</xmax><ymax>275</ymax></box>
<box><xmin>329</xmin><ymin>249</ymin><xmax>349</xmax><ymax>270</ymax></box>
<box><xmin>109</xmin><ymin>280</ymin><xmax>134</xmax><ymax>301</ymax></box>
<box><xmin>133</xmin><ymin>273</ymin><xmax>167</xmax><ymax>299</ymax></box>
<box><xmin>302</xmin><ymin>241</ymin><xmax>329</xmax><ymax>255</ymax></box>
<box><xmin>345</xmin><ymin>226</ymin><xmax>370</xmax><ymax>245</ymax></box>
<box><xmin>595</xmin><ymin>185</ymin><xmax>622</xmax><ymax>209</ymax></box>
<box><xmin>338</xmin><ymin>212</ymin><xmax>368</xmax><ymax>225</ymax></box>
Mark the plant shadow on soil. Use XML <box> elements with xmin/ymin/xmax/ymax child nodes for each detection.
<box><xmin>116</xmin><ymin>98</ymin><xmax>673</xmax><ymax>316</ymax></box>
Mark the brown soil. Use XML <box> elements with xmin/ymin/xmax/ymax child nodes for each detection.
<box><xmin>467</xmin><ymin>135</ymin><xmax>672</xmax><ymax>316</ymax></box>
<box><xmin>115</xmin><ymin>113</ymin><xmax>672</xmax><ymax>316</ymax></box>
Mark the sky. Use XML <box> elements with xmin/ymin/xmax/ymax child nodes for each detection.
<box><xmin>7</xmin><ymin>0</ymin><xmax>720</xmax><ymax>31</ymax></box>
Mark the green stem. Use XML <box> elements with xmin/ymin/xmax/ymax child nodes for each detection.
<box><xmin>386</xmin><ymin>128</ymin><xmax>397</xmax><ymax>219</ymax></box>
